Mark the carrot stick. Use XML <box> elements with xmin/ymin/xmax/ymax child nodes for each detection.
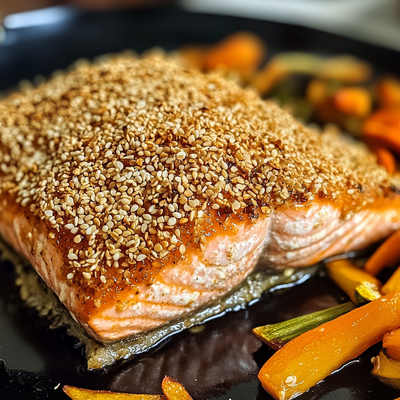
<box><xmin>203</xmin><ymin>31</ymin><xmax>266</xmax><ymax>81</ymax></box>
<box><xmin>325</xmin><ymin>259</ymin><xmax>381</xmax><ymax>304</ymax></box>
<box><xmin>362</xmin><ymin>109</ymin><xmax>400</xmax><ymax>155</ymax></box>
<box><xmin>383</xmin><ymin>328</ymin><xmax>400</xmax><ymax>361</ymax></box>
<box><xmin>364</xmin><ymin>230</ymin><xmax>400</xmax><ymax>275</ymax></box>
<box><xmin>258</xmin><ymin>291</ymin><xmax>400</xmax><ymax>400</ymax></box>
<box><xmin>371</xmin><ymin>146</ymin><xmax>396</xmax><ymax>174</ymax></box>
<box><xmin>63</xmin><ymin>386</ymin><xmax>163</xmax><ymax>400</ymax></box>
<box><xmin>376</xmin><ymin>77</ymin><xmax>400</xmax><ymax>109</ymax></box>
<box><xmin>382</xmin><ymin>265</ymin><xmax>400</xmax><ymax>294</ymax></box>
<box><xmin>333</xmin><ymin>87</ymin><xmax>371</xmax><ymax>117</ymax></box>
<box><xmin>161</xmin><ymin>377</ymin><xmax>193</xmax><ymax>400</ymax></box>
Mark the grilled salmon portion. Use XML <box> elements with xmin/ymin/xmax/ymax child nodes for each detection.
<box><xmin>0</xmin><ymin>54</ymin><xmax>399</xmax><ymax>343</ymax></box>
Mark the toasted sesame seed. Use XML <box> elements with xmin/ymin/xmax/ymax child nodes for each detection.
<box><xmin>0</xmin><ymin>52</ymin><xmax>391</xmax><ymax>294</ymax></box>
<box><xmin>74</xmin><ymin>235</ymin><xmax>82</xmax><ymax>244</ymax></box>
<box><xmin>167</xmin><ymin>217</ymin><xmax>177</xmax><ymax>226</ymax></box>
<box><xmin>82</xmin><ymin>271</ymin><xmax>92</xmax><ymax>280</ymax></box>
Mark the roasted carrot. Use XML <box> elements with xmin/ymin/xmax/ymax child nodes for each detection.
<box><xmin>383</xmin><ymin>328</ymin><xmax>400</xmax><ymax>361</ymax></box>
<box><xmin>382</xmin><ymin>265</ymin><xmax>400</xmax><ymax>294</ymax></box>
<box><xmin>376</xmin><ymin>77</ymin><xmax>400</xmax><ymax>109</ymax></box>
<box><xmin>371</xmin><ymin>146</ymin><xmax>396</xmax><ymax>174</ymax></box>
<box><xmin>325</xmin><ymin>259</ymin><xmax>381</xmax><ymax>304</ymax></box>
<box><xmin>161</xmin><ymin>377</ymin><xmax>193</xmax><ymax>400</ymax></box>
<box><xmin>63</xmin><ymin>386</ymin><xmax>163</xmax><ymax>400</ymax></box>
<box><xmin>364</xmin><ymin>230</ymin><xmax>400</xmax><ymax>275</ymax></box>
<box><xmin>333</xmin><ymin>87</ymin><xmax>371</xmax><ymax>117</ymax></box>
<box><xmin>202</xmin><ymin>31</ymin><xmax>266</xmax><ymax>81</ymax></box>
<box><xmin>258</xmin><ymin>291</ymin><xmax>400</xmax><ymax>400</ymax></box>
<box><xmin>362</xmin><ymin>109</ymin><xmax>400</xmax><ymax>155</ymax></box>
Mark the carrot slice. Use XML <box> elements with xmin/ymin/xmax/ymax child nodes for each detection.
<box><xmin>381</xmin><ymin>265</ymin><xmax>400</xmax><ymax>294</ymax></box>
<box><xmin>161</xmin><ymin>377</ymin><xmax>193</xmax><ymax>400</ymax></box>
<box><xmin>383</xmin><ymin>328</ymin><xmax>400</xmax><ymax>360</ymax></box>
<box><xmin>258</xmin><ymin>291</ymin><xmax>400</xmax><ymax>400</ymax></box>
<box><xmin>364</xmin><ymin>230</ymin><xmax>400</xmax><ymax>275</ymax></box>
<box><xmin>371</xmin><ymin>146</ymin><xmax>396</xmax><ymax>174</ymax></box>
<box><xmin>333</xmin><ymin>87</ymin><xmax>371</xmax><ymax>117</ymax></box>
<box><xmin>362</xmin><ymin>109</ymin><xmax>400</xmax><ymax>155</ymax></box>
<box><xmin>63</xmin><ymin>386</ymin><xmax>163</xmax><ymax>400</ymax></box>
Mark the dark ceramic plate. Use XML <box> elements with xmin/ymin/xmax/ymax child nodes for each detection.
<box><xmin>0</xmin><ymin>6</ymin><xmax>400</xmax><ymax>400</ymax></box>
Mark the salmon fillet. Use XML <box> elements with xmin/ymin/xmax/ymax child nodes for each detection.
<box><xmin>0</xmin><ymin>54</ymin><xmax>399</xmax><ymax>344</ymax></box>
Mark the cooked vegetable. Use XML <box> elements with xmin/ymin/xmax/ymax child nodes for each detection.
<box><xmin>202</xmin><ymin>31</ymin><xmax>266</xmax><ymax>81</ymax></box>
<box><xmin>258</xmin><ymin>291</ymin><xmax>400</xmax><ymax>400</ymax></box>
<box><xmin>370</xmin><ymin>145</ymin><xmax>396</xmax><ymax>174</ymax></box>
<box><xmin>253</xmin><ymin>53</ymin><xmax>371</xmax><ymax>96</ymax></box>
<box><xmin>253</xmin><ymin>302</ymin><xmax>354</xmax><ymax>350</ymax></box>
<box><xmin>364</xmin><ymin>230</ymin><xmax>400</xmax><ymax>275</ymax></box>
<box><xmin>371</xmin><ymin>350</ymin><xmax>400</xmax><ymax>390</ymax></box>
<box><xmin>63</xmin><ymin>386</ymin><xmax>164</xmax><ymax>400</ymax></box>
<box><xmin>325</xmin><ymin>259</ymin><xmax>381</xmax><ymax>304</ymax></box>
<box><xmin>362</xmin><ymin>109</ymin><xmax>400</xmax><ymax>155</ymax></box>
<box><xmin>383</xmin><ymin>328</ymin><xmax>400</xmax><ymax>361</ymax></box>
<box><xmin>382</xmin><ymin>265</ymin><xmax>400</xmax><ymax>294</ymax></box>
<box><xmin>376</xmin><ymin>77</ymin><xmax>400</xmax><ymax>109</ymax></box>
<box><xmin>161</xmin><ymin>377</ymin><xmax>193</xmax><ymax>400</ymax></box>
<box><xmin>316</xmin><ymin>55</ymin><xmax>372</xmax><ymax>83</ymax></box>
<box><xmin>332</xmin><ymin>87</ymin><xmax>371</xmax><ymax>117</ymax></box>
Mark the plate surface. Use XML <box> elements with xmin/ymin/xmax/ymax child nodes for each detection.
<box><xmin>0</xmin><ymin>6</ymin><xmax>399</xmax><ymax>400</ymax></box>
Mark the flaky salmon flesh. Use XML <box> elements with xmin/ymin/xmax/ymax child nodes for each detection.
<box><xmin>0</xmin><ymin>54</ymin><xmax>399</xmax><ymax>343</ymax></box>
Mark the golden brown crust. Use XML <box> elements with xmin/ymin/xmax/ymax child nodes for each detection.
<box><xmin>0</xmin><ymin>54</ymin><xmax>394</xmax><ymax>296</ymax></box>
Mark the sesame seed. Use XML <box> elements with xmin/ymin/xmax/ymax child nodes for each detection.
<box><xmin>167</xmin><ymin>217</ymin><xmax>177</xmax><ymax>226</ymax></box>
<box><xmin>67</xmin><ymin>273</ymin><xmax>74</xmax><ymax>279</ymax></box>
<box><xmin>0</xmin><ymin>52</ymin><xmax>391</xmax><ymax>294</ymax></box>
<box><xmin>74</xmin><ymin>235</ymin><xmax>82</xmax><ymax>244</ymax></box>
<box><xmin>154</xmin><ymin>243</ymin><xmax>163</xmax><ymax>252</ymax></box>
<box><xmin>82</xmin><ymin>272</ymin><xmax>92</xmax><ymax>280</ymax></box>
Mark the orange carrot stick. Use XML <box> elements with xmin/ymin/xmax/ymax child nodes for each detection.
<box><xmin>382</xmin><ymin>265</ymin><xmax>400</xmax><ymax>294</ymax></box>
<box><xmin>258</xmin><ymin>291</ymin><xmax>400</xmax><ymax>400</ymax></box>
<box><xmin>371</xmin><ymin>146</ymin><xmax>396</xmax><ymax>174</ymax></box>
<box><xmin>364</xmin><ymin>230</ymin><xmax>400</xmax><ymax>275</ymax></box>
<box><xmin>325</xmin><ymin>259</ymin><xmax>381</xmax><ymax>304</ymax></box>
<box><xmin>376</xmin><ymin>77</ymin><xmax>400</xmax><ymax>109</ymax></box>
<box><xmin>383</xmin><ymin>328</ymin><xmax>400</xmax><ymax>361</ymax></box>
<box><xmin>161</xmin><ymin>377</ymin><xmax>193</xmax><ymax>400</ymax></box>
<box><xmin>362</xmin><ymin>109</ymin><xmax>400</xmax><ymax>155</ymax></box>
<box><xmin>333</xmin><ymin>87</ymin><xmax>371</xmax><ymax>117</ymax></box>
<box><xmin>203</xmin><ymin>31</ymin><xmax>266</xmax><ymax>81</ymax></box>
<box><xmin>63</xmin><ymin>386</ymin><xmax>163</xmax><ymax>400</ymax></box>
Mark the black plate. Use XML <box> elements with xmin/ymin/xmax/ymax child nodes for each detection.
<box><xmin>0</xmin><ymin>6</ymin><xmax>400</xmax><ymax>400</ymax></box>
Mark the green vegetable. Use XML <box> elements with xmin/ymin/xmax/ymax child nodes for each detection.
<box><xmin>253</xmin><ymin>302</ymin><xmax>355</xmax><ymax>350</ymax></box>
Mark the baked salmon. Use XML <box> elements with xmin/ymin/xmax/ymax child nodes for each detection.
<box><xmin>0</xmin><ymin>54</ymin><xmax>399</xmax><ymax>345</ymax></box>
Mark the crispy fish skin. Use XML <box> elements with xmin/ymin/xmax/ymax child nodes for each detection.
<box><xmin>0</xmin><ymin>54</ymin><xmax>399</xmax><ymax>343</ymax></box>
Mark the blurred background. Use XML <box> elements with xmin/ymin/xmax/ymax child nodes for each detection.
<box><xmin>0</xmin><ymin>0</ymin><xmax>399</xmax><ymax>50</ymax></box>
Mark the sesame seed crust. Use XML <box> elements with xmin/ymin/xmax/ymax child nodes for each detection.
<box><xmin>0</xmin><ymin>54</ymin><xmax>394</xmax><ymax>297</ymax></box>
